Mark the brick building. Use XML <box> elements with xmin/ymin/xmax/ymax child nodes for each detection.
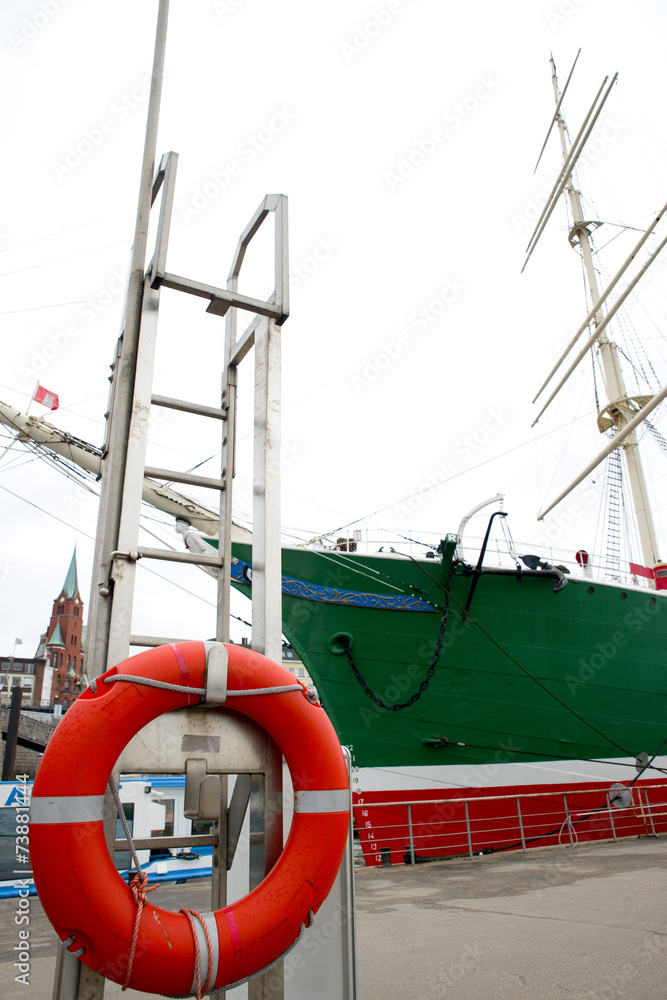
<box><xmin>0</xmin><ymin>654</ymin><xmax>43</xmax><ymax>708</ymax></box>
<box><xmin>39</xmin><ymin>550</ymin><xmax>86</xmax><ymax>711</ymax></box>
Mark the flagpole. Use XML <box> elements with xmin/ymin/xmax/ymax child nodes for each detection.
<box><xmin>0</xmin><ymin>384</ymin><xmax>41</xmax><ymax>463</ymax></box>
<box><xmin>25</xmin><ymin>380</ymin><xmax>39</xmax><ymax>417</ymax></box>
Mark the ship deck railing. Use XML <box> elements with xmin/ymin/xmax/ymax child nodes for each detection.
<box><xmin>302</xmin><ymin>529</ymin><xmax>662</xmax><ymax>591</ymax></box>
<box><xmin>353</xmin><ymin>782</ymin><xmax>667</xmax><ymax>866</ymax></box>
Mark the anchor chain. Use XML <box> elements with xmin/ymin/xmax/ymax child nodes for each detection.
<box><xmin>342</xmin><ymin>560</ymin><xmax>457</xmax><ymax>711</ymax></box>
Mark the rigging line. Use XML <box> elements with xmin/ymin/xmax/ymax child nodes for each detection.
<box><xmin>0</xmin><ymin>482</ymin><xmax>241</xmax><ymax>618</ymax></box>
<box><xmin>0</xmin><ymin>240</ymin><xmax>126</xmax><ymax>280</ymax></box>
<box><xmin>370</xmin><ymin>530</ymin><xmax>435</xmax><ymax>550</ymax></box>
<box><xmin>424</xmin><ymin>571</ymin><xmax>633</xmax><ymax>757</ymax></box>
<box><xmin>379</xmin><ymin>547</ymin><xmax>450</xmax><ymax>600</ymax></box>
<box><xmin>595</xmin><ymin>228</ymin><xmax>629</xmax><ymax>254</ymax></box>
<box><xmin>0</xmin><ymin>482</ymin><xmax>92</xmax><ymax>534</ymax></box>
<box><xmin>0</xmin><ymin>216</ymin><xmax>115</xmax><ymax>256</ymax></box>
<box><xmin>458</xmin><ymin>739</ymin><xmax>667</xmax><ymax>774</ymax></box>
<box><xmin>628</xmin><ymin>734</ymin><xmax>667</xmax><ymax>787</ymax></box>
<box><xmin>9</xmin><ymin>444</ymin><xmax>228</xmax><ymax>579</ymax></box>
<box><xmin>616</xmin><ymin>345</ymin><xmax>659</xmax><ymax>391</ymax></box>
<box><xmin>304</xmin><ymin>549</ymin><xmax>421</xmax><ymax>596</ymax></box>
<box><xmin>0</xmin><ymin>294</ymin><xmax>123</xmax><ymax>317</ymax></box>
<box><xmin>321</xmin><ymin>414</ymin><xmax>598</xmax><ymax>538</ymax></box>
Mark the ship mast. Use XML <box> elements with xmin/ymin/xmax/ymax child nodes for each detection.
<box><xmin>548</xmin><ymin>57</ymin><xmax>661</xmax><ymax>569</ymax></box>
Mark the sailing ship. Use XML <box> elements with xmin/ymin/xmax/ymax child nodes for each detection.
<box><xmin>3</xmin><ymin>56</ymin><xmax>667</xmax><ymax>863</ymax></box>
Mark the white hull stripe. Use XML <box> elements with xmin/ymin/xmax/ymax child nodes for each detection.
<box><xmin>189</xmin><ymin>911</ymin><xmax>219</xmax><ymax>994</ymax></box>
<box><xmin>295</xmin><ymin>789</ymin><xmax>349</xmax><ymax>813</ymax></box>
<box><xmin>30</xmin><ymin>795</ymin><xmax>106</xmax><ymax>824</ymax></box>
<box><xmin>354</xmin><ymin>756</ymin><xmax>667</xmax><ymax>794</ymax></box>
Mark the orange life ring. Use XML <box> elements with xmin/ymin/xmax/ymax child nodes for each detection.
<box><xmin>29</xmin><ymin>641</ymin><xmax>349</xmax><ymax>995</ymax></box>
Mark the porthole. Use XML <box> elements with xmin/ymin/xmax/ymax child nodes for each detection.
<box><xmin>587</xmin><ymin>586</ymin><xmax>595</xmax><ymax>595</ymax></box>
<box><xmin>620</xmin><ymin>592</ymin><xmax>627</xmax><ymax>601</ymax></box>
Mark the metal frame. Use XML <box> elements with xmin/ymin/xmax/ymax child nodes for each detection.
<box><xmin>53</xmin><ymin>17</ymin><xmax>292</xmax><ymax>1000</ymax></box>
<box><xmin>49</xmin><ymin>3</ymin><xmax>358</xmax><ymax>998</ymax></box>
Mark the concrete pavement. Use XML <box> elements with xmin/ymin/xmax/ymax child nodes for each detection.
<box><xmin>2</xmin><ymin>838</ymin><xmax>666</xmax><ymax>999</ymax></box>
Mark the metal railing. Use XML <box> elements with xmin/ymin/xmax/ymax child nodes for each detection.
<box><xmin>354</xmin><ymin>782</ymin><xmax>667</xmax><ymax>865</ymax></box>
<box><xmin>301</xmin><ymin>527</ymin><xmax>662</xmax><ymax>591</ymax></box>
<box><xmin>0</xmin><ymin>707</ymin><xmax>58</xmax><ymax>747</ymax></box>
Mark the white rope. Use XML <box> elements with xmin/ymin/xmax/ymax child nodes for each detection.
<box><xmin>109</xmin><ymin>773</ymin><xmax>145</xmax><ymax>874</ymax></box>
<box><xmin>60</xmin><ymin>934</ymin><xmax>85</xmax><ymax>958</ymax></box>
<box><xmin>166</xmin><ymin>910</ymin><xmax>316</xmax><ymax>998</ymax></box>
<box><xmin>227</xmin><ymin>685</ymin><xmax>303</xmax><ymax>696</ymax></box>
<box><xmin>90</xmin><ymin>675</ymin><xmax>304</xmax><ymax>698</ymax></box>
<box><xmin>90</xmin><ymin>675</ymin><xmax>205</xmax><ymax>695</ymax></box>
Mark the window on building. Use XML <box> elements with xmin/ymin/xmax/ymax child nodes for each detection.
<box><xmin>67</xmin><ymin>656</ymin><xmax>70</xmax><ymax>669</ymax></box>
<box><xmin>62</xmin><ymin>698</ymin><xmax>68</xmax><ymax>710</ymax></box>
<box><xmin>64</xmin><ymin>677</ymin><xmax>70</xmax><ymax>691</ymax></box>
<box><xmin>56</xmin><ymin>676</ymin><xmax>61</xmax><ymax>690</ymax></box>
<box><xmin>12</xmin><ymin>677</ymin><xmax>21</xmax><ymax>687</ymax></box>
<box><xmin>71</xmin><ymin>635</ymin><xmax>77</xmax><ymax>647</ymax></box>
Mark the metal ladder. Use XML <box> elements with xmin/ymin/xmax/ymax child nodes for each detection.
<box><xmin>604</xmin><ymin>438</ymin><xmax>623</xmax><ymax>581</ymax></box>
<box><xmin>51</xmin><ymin>4</ymin><xmax>292</xmax><ymax>997</ymax></box>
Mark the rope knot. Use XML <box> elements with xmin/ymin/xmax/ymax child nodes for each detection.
<box><xmin>128</xmin><ymin>869</ymin><xmax>159</xmax><ymax>907</ymax></box>
<box><xmin>122</xmin><ymin>871</ymin><xmax>160</xmax><ymax>991</ymax></box>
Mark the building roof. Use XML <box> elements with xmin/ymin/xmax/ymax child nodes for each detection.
<box><xmin>47</xmin><ymin>622</ymin><xmax>65</xmax><ymax>648</ymax></box>
<box><xmin>62</xmin><ymin>549</ymin><xmax>79</xmax><ymax>600</ymax></box>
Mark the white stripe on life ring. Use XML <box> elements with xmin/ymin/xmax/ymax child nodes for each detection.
<box><xmin>294</xmin><ymin>790</ymin><xmax>349</xmax><ymax>813</ymax></box>
<box><xmin>189</xmin><ymin>911</ymin><xmax>219</xmax><ymax>994</ymax></box>
<box><xmin>30</xmin><ymin>795</ymin><xmax>106</xmax><ymax>824</ymax></box>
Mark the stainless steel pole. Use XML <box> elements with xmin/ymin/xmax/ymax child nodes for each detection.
<box><xmin>86</xmin><ymin>0</ymin><xmax>170</xmax><ymax>679</ymax></box>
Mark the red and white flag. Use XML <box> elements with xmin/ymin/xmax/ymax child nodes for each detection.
<box><xmin>33</xmin><ymin>384</ymin><xmax>59</xmax><ymax>411</ymax></box>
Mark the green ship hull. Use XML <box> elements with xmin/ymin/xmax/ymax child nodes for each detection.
<box><xmin>231</xmin><ymin>540</ymin><xmax>667</xmax><ymax>775</ymax></box>
<box><xmin>230</xmin><ymin>537</ymin><xmax>667</xmax><ymax>861</ymax></box>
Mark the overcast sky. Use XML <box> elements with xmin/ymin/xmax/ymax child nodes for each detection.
<box><xmin>2</xmin><ymin>0</ymin><xmax>667</xmax><ymax>657</ymax></box>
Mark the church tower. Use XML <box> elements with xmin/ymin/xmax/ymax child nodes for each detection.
<box><xmin>45</xmin><ymin>549</ymin><xmax>86</xmax><ymax>710</ymax></box>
